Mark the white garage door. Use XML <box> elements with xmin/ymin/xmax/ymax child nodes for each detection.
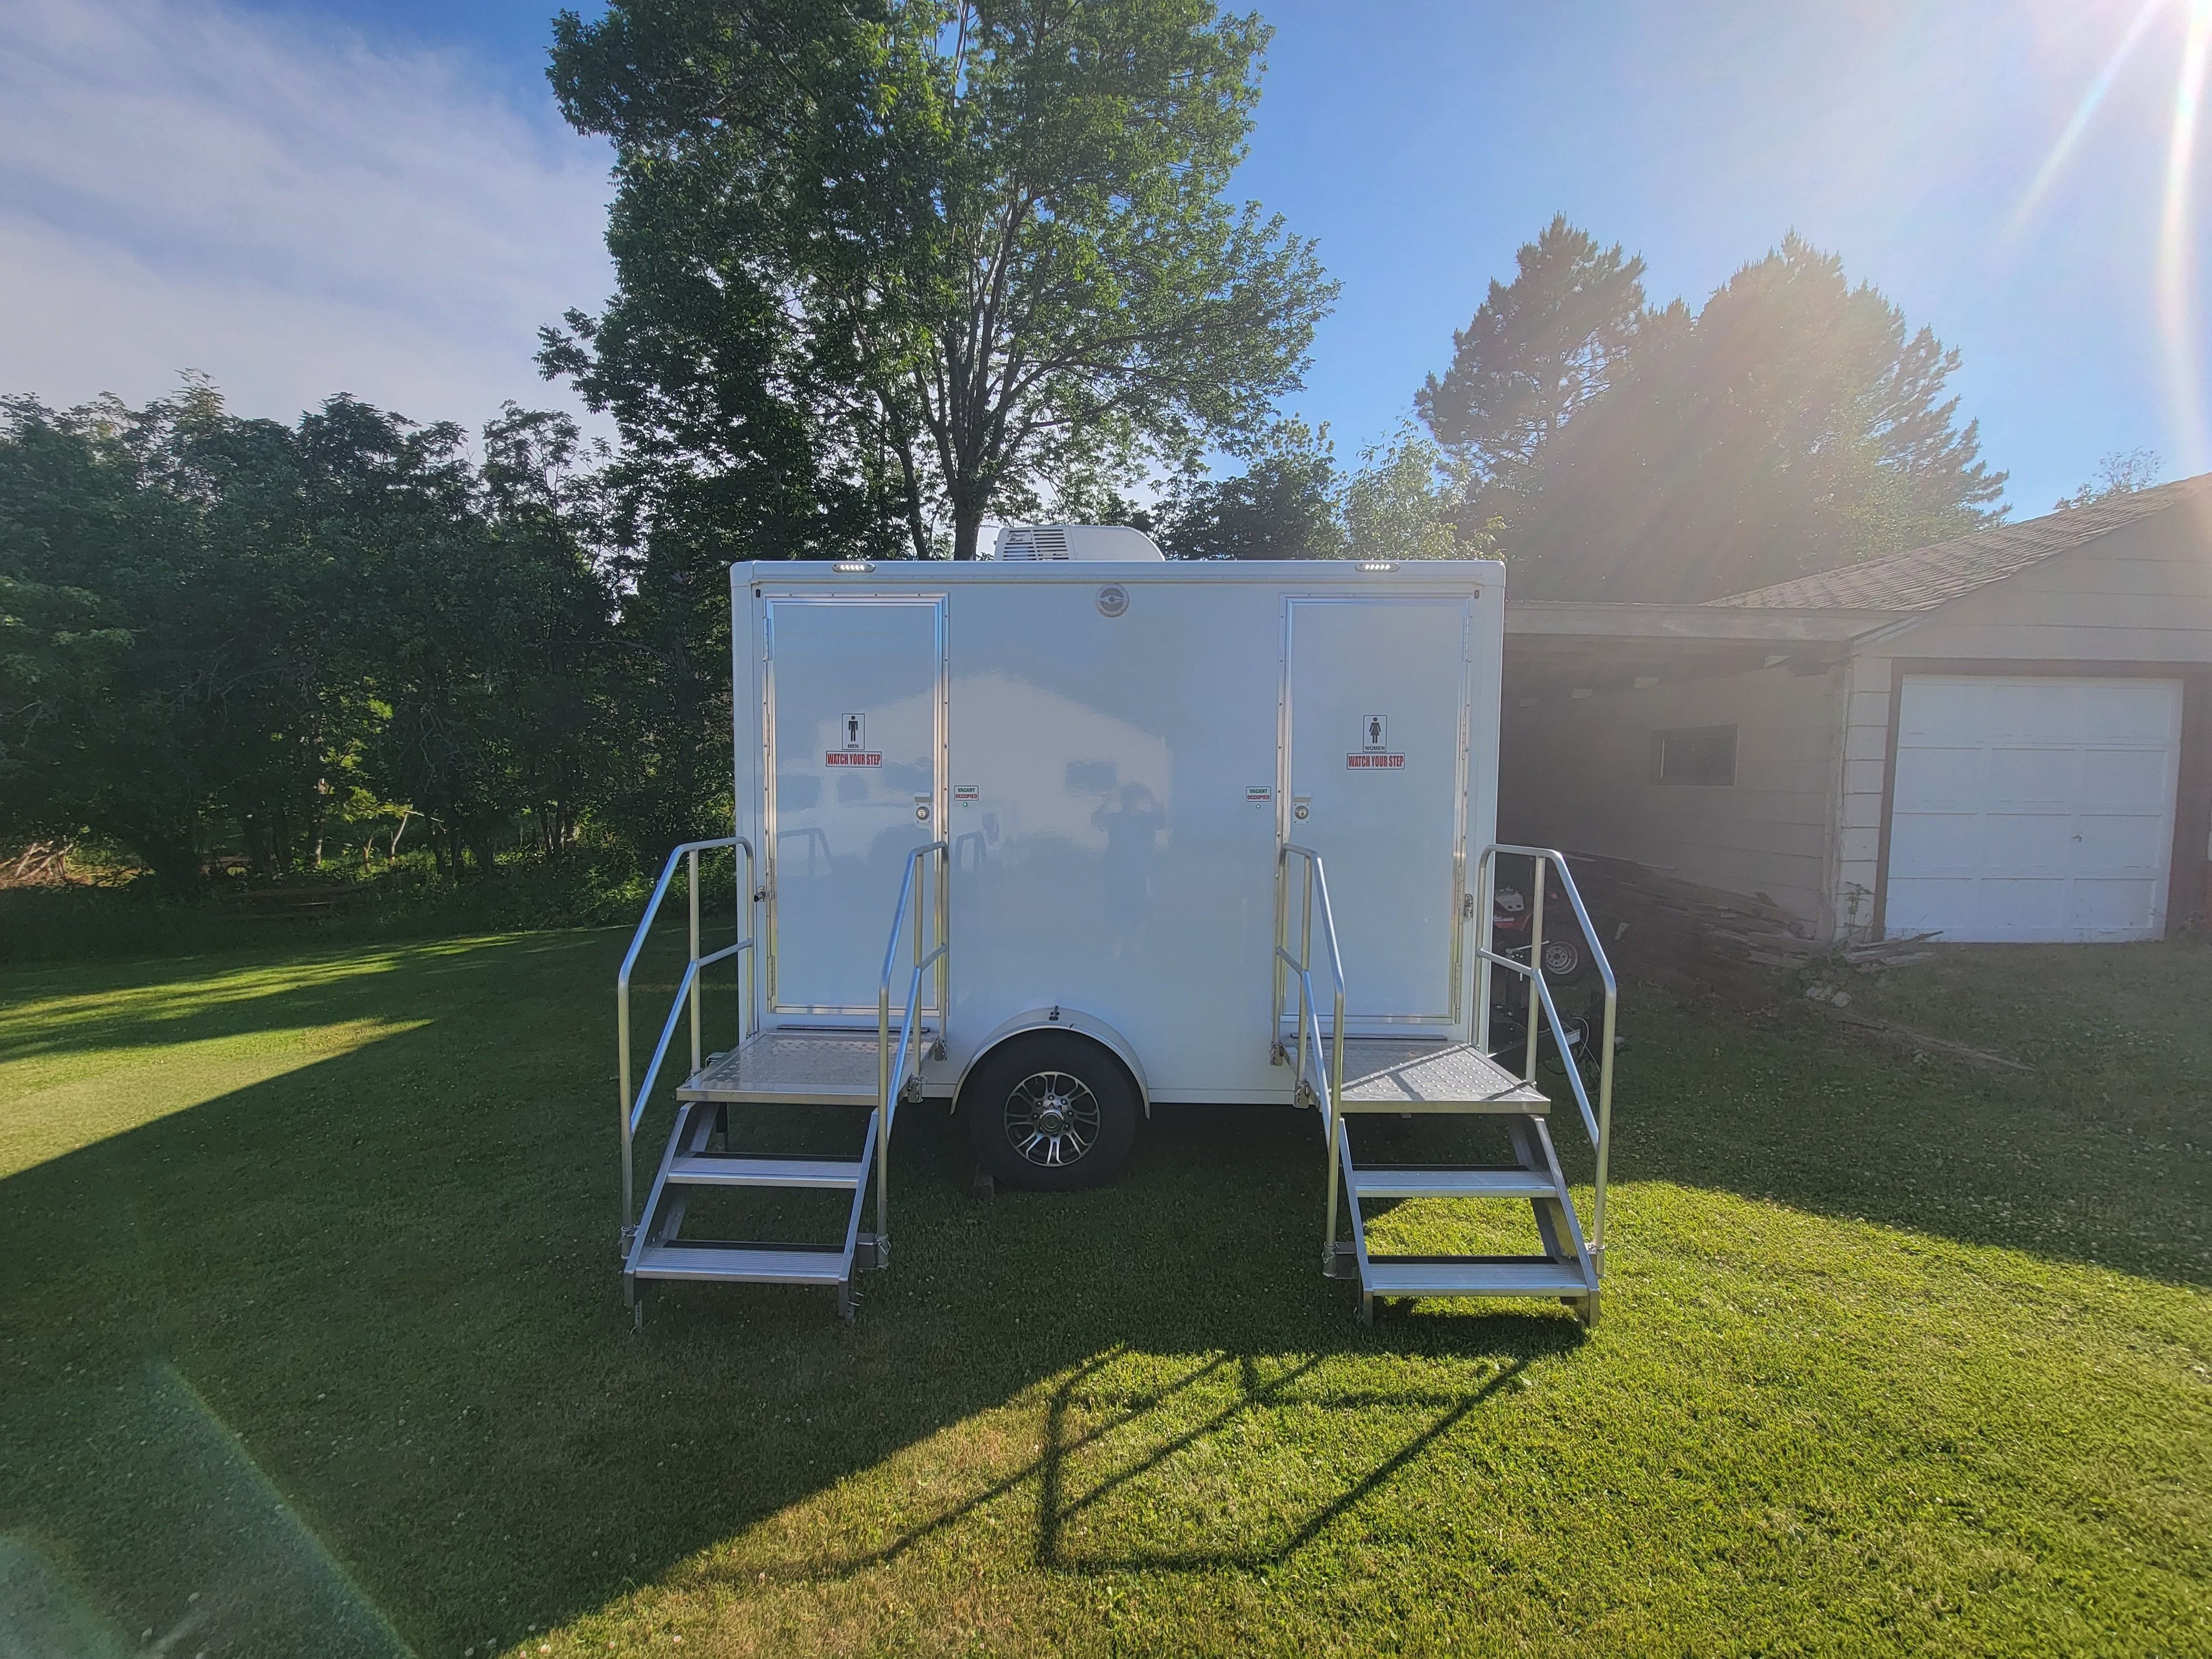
<box><xmin>1886</xmin><ymin>675</ymin><xmax>2183</xmax><ymax>943</ymax></box>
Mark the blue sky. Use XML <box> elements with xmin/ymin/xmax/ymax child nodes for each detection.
<box><xmin>5</xmin><ymin>0</ymin><xmax>2206</xmax><ymax>516</ymax></box>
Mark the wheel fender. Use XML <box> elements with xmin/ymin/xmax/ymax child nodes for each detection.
<box><xmin>952</xmin><ymin>1008</ymin><xmax>1151</xmax><ymax>1117</ymax></box>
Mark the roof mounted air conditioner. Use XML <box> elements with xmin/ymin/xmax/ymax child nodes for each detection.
<box><xmin>990</xmin><ymin>524</ymin><xmax>1165</xmax><ymax>563</ymax></box>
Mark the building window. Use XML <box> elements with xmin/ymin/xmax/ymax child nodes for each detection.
<box><xmin>1650</xmin><ymin>724</ymin><xmax>1738</xmax><ymax>786</ymax></box>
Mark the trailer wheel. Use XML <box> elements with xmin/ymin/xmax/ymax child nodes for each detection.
<box><xmin>964</xmin><ymin>1032</ymin><xmax>1139</xmax><ymax>1192</ymax></box>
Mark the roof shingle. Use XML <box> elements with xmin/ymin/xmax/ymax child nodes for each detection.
<box><xmin>1709</xmin><ymin>473</ymin><xmax>2212</xmax><ymax>611</ymax></box>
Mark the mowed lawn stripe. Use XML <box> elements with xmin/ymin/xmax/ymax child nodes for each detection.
<box><xmin>0</xmin><ymin>932</ymin><xmax>2205</xmax><ymax>1656</ymax></box>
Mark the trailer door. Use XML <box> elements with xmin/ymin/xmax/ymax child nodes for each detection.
<box><xmin>764</xmin><ymin>594</ymin><xmax>946</xmax><ymax>1016</ymax></box>
<box><xmin>1284</xmin><ymin>596</ymin><xmax>1470</xmax><ymax>1031</ymax></box>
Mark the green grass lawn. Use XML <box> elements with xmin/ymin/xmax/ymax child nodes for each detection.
<box><xmin>1</xmin><ymin>932</ymin><xmax>2206</xmax><ymax>1657</ymax></box>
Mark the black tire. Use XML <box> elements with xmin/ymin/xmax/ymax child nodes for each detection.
<box><xmin>963</xmin><ymin>1031</ymin><xmax>1139</xmax><ymax>1192</ymax></box>
<box><xmin>1539</xmin><ymin>934</ymin><xmax>1583</xmax><ymax>982</ymax></box>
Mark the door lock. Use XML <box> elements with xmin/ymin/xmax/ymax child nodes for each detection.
<box><xmin>1292</xmin><ymin>794</ymin><xmax>1311</xmax><ymax>822</ymax></box>
<box><xmin>915</xmin><ymin>794</ymin><xmax>932</xmax><ymax>823</ymax></box>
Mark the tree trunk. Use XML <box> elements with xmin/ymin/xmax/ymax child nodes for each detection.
<box><xmin>894</xmin><ymin>435</ymin><xmax>931</xmax><ymax>560</ymax></box>
<box><xmin>952</xmin><ymin>504</ymin><xmax>985</xmax><ymax>561</ymax></box>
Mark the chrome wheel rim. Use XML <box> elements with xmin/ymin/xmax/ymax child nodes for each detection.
<box><xmin>1004</xmin><ymin>1070</ymin><xmax>1100</xmax><ymax>1168</ymax></box>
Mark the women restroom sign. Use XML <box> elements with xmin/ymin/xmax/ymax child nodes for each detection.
<box><xmin>826</xmin><ymin>711</ymin><xmax>881</xmax><ymax>768</ymax></box>
<box><xmin>1347</xmin><ymin>712</ymin><xmax>1403</xmax><ymax>769</ymax></box>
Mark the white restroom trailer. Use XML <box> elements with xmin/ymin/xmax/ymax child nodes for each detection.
<box><xmin>615</xmin><ymin>535</ymin><xmax>1617</xmax><ymax>1324</ymax></box>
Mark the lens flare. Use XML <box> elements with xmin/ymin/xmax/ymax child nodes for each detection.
<box><xmin>2011</xmin><ymin>0</ymin><xmax>2169</xmax><ymax>233</ymax></box>
<box><xmin>2158</xmin><ymin>1</ymin><xmax>2212</xmax><ymax>470</ymax></box>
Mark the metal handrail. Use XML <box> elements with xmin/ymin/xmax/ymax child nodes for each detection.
<box><xmin>616</xmin><ymin>836</ymin><xmax>758</xmax><ymax>1242</ymax></box>
<box><xmin>1476</xmin><ymin>843</ymin><xmax>1617</xmax><ymax>1271</ymax></box>
<box><xmin>1275</xmin><ymin>843</ymin><xmax>1351</xmax><ymax>1274</ymax></box>
<box><xmin>875</xmin><ymin>839</ymin><xmax>951</xmax><ymax>1255</ymax></box>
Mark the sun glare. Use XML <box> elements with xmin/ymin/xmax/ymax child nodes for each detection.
<box><xmin>2011</xmin><ymin>0</ymin><xmax>2169</xmax><ymax>231</ymax></box>
<box><xmin>2159</xmin><ymin>0</ymin><xmax>2212</xmax><ymax>469</ymax></box>
<box><xmin>2018</xmin><ymin>0</ymin><xmax>2212</xmax><ymax>472</ymax></box>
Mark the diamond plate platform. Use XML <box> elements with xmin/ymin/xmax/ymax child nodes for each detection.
<box><xmin>677</xmin><ymin>1032</ymin><xmax>881</xmax><ymax>1105</ymax></box>
<box><xmin>1334</xmin><ymin>1039</ymin><xmax>1549</xmax><ymax>1113</ymax></box>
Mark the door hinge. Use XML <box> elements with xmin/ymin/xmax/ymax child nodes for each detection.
<box><xmin>1462</xmin><ymin>891</ymin><xmax>1477</xmax><ymax>920</ymax></box>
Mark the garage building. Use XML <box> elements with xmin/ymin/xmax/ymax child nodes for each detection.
<box><xmin>1499</xmin><ymin>474</ymin><xmax>2212</xmax><ymax>945</ymax></box>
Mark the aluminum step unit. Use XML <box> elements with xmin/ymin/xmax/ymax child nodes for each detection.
<box><xmin>1324</xmin><ymin>1038</ymin><xmax>1601</xmax><ymax>1327</ymax></box>
<box><xmin>617</xmin><ymin>835</ymin><xmax>948</xmax><ymax>1328</ymax></box>
<box><xmin>625</xmin><ymin>1096</ymin><xmax>883</xmax><ymax>1324</ymax></box>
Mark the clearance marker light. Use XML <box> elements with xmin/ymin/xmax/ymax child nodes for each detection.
<box><xmin>1359</xmin><ymin>561</ymin><xmax>1397</xmax><ymax>572</ymax></box>
<box><xmin>832</xmin><ymin>561</ymin><xmax>874</xmax><ymax>573</ymax></box>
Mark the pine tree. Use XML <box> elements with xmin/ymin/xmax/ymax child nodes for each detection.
<box><xmin>1415</xmin><ymin>215</ymin><xmax>1648</xmax><ymax>499</ymax></box>
<box><xmin>1430</xmin><ymin>231</ymin><xmax>2007</xmax><ymax>601</ymax></box>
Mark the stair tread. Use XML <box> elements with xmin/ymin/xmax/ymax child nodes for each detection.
<box><xmin>1360</xmin><ymin>1256</ymin><xmax>1592</xmax><ymax>1297</ymax></box>
<box><xmin>679</xmin><ymin>1032</ymin><xmax>883</xmax><ymax>1105</ymax></box>
<box><xmin>1335</xmin><ymin>1040</ymin><xmax>1548</xmax><ymax>1112</ymax></box>
<box><xmin>633</xmin><ymin>1240</ymin><xmax>849</xmax><ymax>1285</ymax></box>
<box><xmin>1349</xmin><ymin>1166</ymin><xmax>1557</xmax><ymax>1199</ymax></box>
<box><xmin>668</xmin><ymin>1152</ymin><xmax>866</xmax><ymax>1189</ymax></box>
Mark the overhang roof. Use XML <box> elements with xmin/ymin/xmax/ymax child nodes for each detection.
<box><xmin>1708</xmin><ymin>472</ymin><xmax>2212</xmax><ymax>611</ymax></box>
<box><xmin>1506</xmin><ymin>601</ymin><xmax>1896</xmax><ymax>642</ymax></box>
<box><xmin>1500</xmin><ymin>601</ymin><xmax>1887</xmax><ymax>697</ymax></box>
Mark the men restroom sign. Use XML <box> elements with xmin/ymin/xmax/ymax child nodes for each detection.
<box><xmin>826</xmin><ymin>711</ymin><xmax>881</xmax><ymax>768</ymax></box>
<box><xmin>1348</xmin><ymin>712</ymin><xmax>1404</xmax><ymax>769</ymax></box>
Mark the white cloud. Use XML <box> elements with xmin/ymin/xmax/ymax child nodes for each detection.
<box><xmin>0</xmin><ymin>0</ymin><xmax>617</xmax><ymax>436</ymax></box>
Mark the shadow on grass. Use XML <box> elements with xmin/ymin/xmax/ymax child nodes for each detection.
<box><xmin>0</xmin><ymin>931</ymin><xmax>627</xmax><ymax>1068</ymax></box>
<box><xmin>3</xmin><ymin>935</ymin><xmax>2203</xmax><ymax>1653</ymax></box>
<box><xmin>1567</xmin><ymin>975</ymin><xmax>2212</xmax><ymax>1292</ymax></box>
<box><xmin>0</xmin><ymin>935</ymin><xmax>1568</xmax><ymax>1656</ymax></box>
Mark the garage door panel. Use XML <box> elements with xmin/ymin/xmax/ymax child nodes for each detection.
<box><xmin>1971</xmin><ymin>878</ymin><xmax>2068</xmax><ymax>935</ymax></box>
<box><xmin>1884</xmin><ymin>876</ymin><xmax>1976</xmax><ymax>936</ymax></box>
<box><xmin>1886</xmin><ymin>675</ymin><xmax>2182</xmax><ymax>945</ymax></box>
<box><xmin>2078</xmin><ymin>681</ymin><xmax>2183</xmax><ymax>743</ymax></box>
<box><xmin>1979</xmin><ymin>811</ymin><xmax>2074</xmax><ymax>868</ymax></box>
<box><xmin>1887</xmin><ymin>811</ymin><xmax>1984</xmax><ymax>872</ymax></box>
<box><xmin>2065</xmin><ymin>877</ymin><xmax>2162</xmax><ymax>935</ymax></box>
<box><xmin>1987</xmin><ymin>681</ymin><xmax>2089</xmax><ymax>742</ymax></box>
<box><xmin>1897</xmin><ymin>686</ymin><xmax>1990</xmax><ymax>745</ymax></box>
<box><xmin>1892</xmin><ymin>745</ymin><xmax>1986</xmax><ymax>809</ymax></box>
<box><xmin>2073</xmin><ymin>811</ymin><xmax>2173</xmax><ymax>868</ymax></box>
<box><xmin>2078</xmin><ymin>746</ymin><xmax>2174</xmax><ymax>808</ymax></box>
<box><xmin>1984</xmin><ymin>747</ymin><xmax>2076</xmax><ymax>807</ymax></box>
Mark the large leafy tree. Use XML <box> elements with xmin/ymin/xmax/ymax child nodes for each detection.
<box><xmin>1422</xmin><ymin>229</ymin><xmax>2006</xmax><ymax>601</ymax></box>
<box><xmin>1155</xmin><ymin>419</ymin><xmax>1343</xmax><ymax>560</ymax></box>
<box><xmin>0</xmin><ymin>392</ymin><xmax>212</xmax><ymax>881</ymax></box>
<box><xmin>1416</xmin><ymin>215</ymin><xmax>1650</xmax><ymax>500</ymax></box>
<box><xmin>0</xmin><ymin>385</ymin><xmax>617</xmax><ymax>885</ymax></box>
<box><xmin>544</xmin><ymin>0</ymin><xmax>1336</xmax><ymax>562</ymax></box>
